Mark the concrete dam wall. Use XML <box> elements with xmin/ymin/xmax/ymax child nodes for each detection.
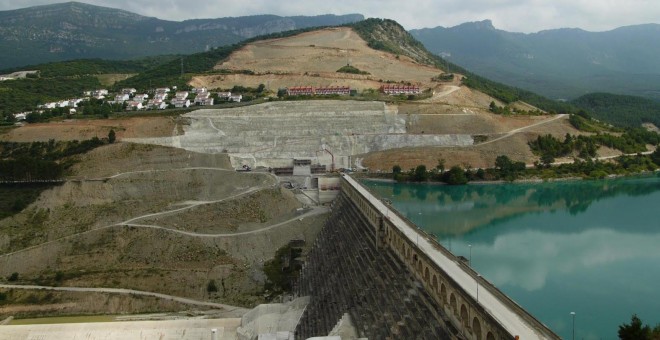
<box><xmin>124</xmin><ymin>101</ymin><xmax>474</xmax><ymax>169</ymax></box>
<box><xmin>296</xmin><ymin>175</ymin><xmax>560</xmax><ymax>340</ymax></box>
<box><xmin>296</xmin><ymin>192</ymin><xmax>457</xmax><ymax>339</ymax></box>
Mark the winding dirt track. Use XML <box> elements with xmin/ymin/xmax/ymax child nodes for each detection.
<box><xmin>477</xmin><ymin>114</ymin><xmax>568</xmax><ymax>146</ymax></box>
<box><xmin>0</xmin><ymin>284</ymin><xmax>248</xmax><ymax>316</ymax></box>
<box><xmin>0</xmin><ymin>168</ymin><xmax>289</xmax><ymax>259</ymax></box>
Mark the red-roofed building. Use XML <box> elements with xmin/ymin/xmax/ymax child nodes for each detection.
<box><xmin>380</xmin><ymin>85</ymin><xmax>421</xmax><ymax>95</ymax></box>
<box><xmin>287</xmin><ymin>86</ymin><xmax>315</xmax><ymax>96</ymax></box>
<box><xmin>315</xmin><ymin>86</ymin><xmax>351</xmax><ymax>95</ymax></box>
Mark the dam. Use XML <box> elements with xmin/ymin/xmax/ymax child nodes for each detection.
<box><xmin>296</xmin><ymin>175</ymin><xmax>559</xmax><ymax>339</ymax></box>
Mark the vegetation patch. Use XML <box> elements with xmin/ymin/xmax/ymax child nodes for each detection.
<box><xmin>0</xmin><ymin>137</ymin><xmax>109</xmax><ymax>181</ymax></box>
<box><xmin>263</xmin><ymin>244</ymin><xmax>302</xmax><ymax>299</ymax></box>
<box><xmin>336</xmin><ymin>65</ymin><xmax>370</xmax><ymax>75</ymax></box>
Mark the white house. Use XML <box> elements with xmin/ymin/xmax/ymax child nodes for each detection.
<box><xmin>229</xmin><ymin>94</ymin><xmax>242</xmax><ymax>102</ymax></box>
<box><xmin>171</xmin><ymin>98</ymin><xmax>190</xmax><ymax>108</ymax></box>
<box><xmin>175</xmin><ymin>91</ymin><xmax>189</xmax><ymax>100</ymax></box>
<box><xmin>13</xmin><ymin>113</ymin><xmax>27</xmax><ymax>121</ymax></box>
<box><xmin>133</xmin><ymin>94</ymin><xmax>149</xmax><ymax>102</ymax></box>
<box><xmin>155</xmin><ymin>87</ymin><xmax>170</xmax><ymax>93</ymax></box>
<box><xmin>126</xmin><ymin>101</ymin><xmax>144</xmax><ymax>111</ymax></box>
<box><xmin>114</xmin><ymin>94</ymin><xmax>130</xmax><ymax>102</ymax></box>
<box><xmin>192</xmin><ymin>87</ymin><xmax>208</xmax><ymax>94</ymax></box>
<box><xmin>121</xmin><ymin>88</ymin><xmax>137</xmax><ymax>95</ymax></box>
<box><xmin>154</xmin><ymin>92</ymin><xmax>168</xmax><ymax>101</ymax></box>
<box><xmin>92</xmin><ymin>89</ymin><xmax>109</xmax><ymax>99</ymax></box>
<box><xmin>217</xmin><ymin>91</ymin><xmax>232</xmax><ymax>100</ymax></box>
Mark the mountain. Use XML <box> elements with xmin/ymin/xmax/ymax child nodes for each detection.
<box><xmin>410</xmin><ymin>20</ymin><xmax>660</xmax><ymax>101</ymax></box>
<box><xmin>0</xmin><ymin>2</ymin><xmax>363</xmax><ymax>68</ymax></box>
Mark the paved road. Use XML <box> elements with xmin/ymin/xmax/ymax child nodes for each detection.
<box><xmin>0</xmin><ymin>284</ymin><xmax>248</xmax><ymax>317</ymax></box>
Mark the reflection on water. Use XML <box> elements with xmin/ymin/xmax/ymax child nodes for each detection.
<box><xmin>363</xmin><ymin>175</ymin><xmax>660</xmax><ymax>340</ymax></box>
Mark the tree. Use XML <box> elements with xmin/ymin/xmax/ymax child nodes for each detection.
<box><xmin>495</xmin><ymin>155</ymin><xmax>513</xmax><ymax>172</ymax></box>
<box><xmin>413</xmin><ymin>165</ymin><xmax>428</xmax><ymax>182</ymax></box>
<box><xmin>392</xmin><ymin>165</ymin><xmax>402</xmax><ymax>174</ymax></box>
<box><xmin>108</xmin><ymin>129</ymin><xmax>116</xmax><ymax>144</ymax></box>
<box><xmin>619</xmin><ymin>314</ymin><xmax>651</xmax><ymax>340</ymax></box>
<box><xmin>7</xmin><ymin>272</ymin><xmax>18</xmax><ymax>281</ymax></box>
<box><xmin>436</xmin><ymin>158</ymin><xmax>446</xmax><ymax>173</ymax></box>
<box><xmin>444</xmin><ymin>165</ymin><xmax>468</xmax><ymax>185</ymax></box>
<box><xmin>651</xmin><ymin>148</ymin><xmax>660</xmax><ymax>166</ymax></box>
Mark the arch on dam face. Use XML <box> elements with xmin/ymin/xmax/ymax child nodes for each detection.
<box><xmin>424</xmin><ymin>267</ymin><xmax>430</xmax><ymax>282</ymax></box>
<box><xmin>440</xmin><ymin>283</ymin><xmax>447</xmax><ymax>304</ymax></box>
<box><xmin>460</xmin><ymin>304</ymin><xmax>469</xmax><ymax>329</ymax></box>
<box><xmin>449</xmin><ymin>293</ymin><xmax>457</xmax><ymax>315</ymax></box>
<box><xmin>473</xmin><ymin>317</ymin><xmax>482</xmax><ymax>340</ymax></box>
<box><xmin>486</xmin><ymin>331</ymin><xmax>495</xmax><ymax>340</ymax></box>
<box><xmin>432</xmin><ymin>275</ymin><xmax>438</xmax><ymax>292</ymax></box>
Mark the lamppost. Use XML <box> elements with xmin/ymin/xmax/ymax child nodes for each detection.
<box><xmin>570</xmin><ymin>311</ymin><xmax>576</xmax><ymax>340</ymax></box>
<box><xmin>468</xmin><ymin>244</ymin><xmax>472</xmax><ymax>266</ymax></box>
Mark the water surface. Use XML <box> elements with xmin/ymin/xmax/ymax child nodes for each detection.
<box><xmin>364</xmin><ymin>175</ymin><xmax>660</xmax><ymax>340</ymax></box>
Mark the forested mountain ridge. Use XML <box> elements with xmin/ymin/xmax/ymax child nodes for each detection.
<box><xmin>571</xmin><ymin>93</ymin><xmax>660</xmax><ymax>128</ymax></box>
<box><xmin>0</xmin><ymin>2</ymin><xmax>363</xmax><ymax>68</ymax></box>
<box><xmin>410</xmin><ymin>20</ymin><xmax>660</xmax><ymax>101</ymax></box>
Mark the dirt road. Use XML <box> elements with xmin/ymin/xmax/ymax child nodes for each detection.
<box><xmin>0</xmin><ymin>284</ymin><xmax>248</xmax><ymax>317</ymax></box>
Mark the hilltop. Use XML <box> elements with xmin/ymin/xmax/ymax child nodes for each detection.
<box><xmin>4</xmin><ymin>19</ymin><xmax>583</xmax><ymax>171</ymax></box>
<box><xmin>0</xmin><ymin>2</ymin><xmax>363</xmax><ymax>68</ymax></box>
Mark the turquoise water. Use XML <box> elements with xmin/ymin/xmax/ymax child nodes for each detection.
<box><xmin>363</xmin><ymin>175</ymin><xmax>660</xmax><ymax>340</ymax></box>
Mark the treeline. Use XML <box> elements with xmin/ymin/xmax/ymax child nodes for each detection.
<box><xmin>0</xmin><ymin>137</ymin><xmax>108</xmax><ymax>181</ymax></box>
<box><xmin>0</xmin><ymin>76</ymin><xmax>101</xmax><ymax>119</ymax></box>
<box><xmin>392</xmin><ymin>156</ymin><xmax>527</xmax><ymax>184</ymax></box>
<box><xmin>390</xmin><ymin>148</ymin><xmax>660</xmax><ymax>185</ymax></box>
<box><xmin>0</xmin><ymin>57</ymin><xmax>177</xmax><ymax>78</ymax></box>
<box><xmin>571</xmin><ymin>92</ymin><xmax>660</xmax><ymax>128</ymax></box>
<box><xmin>530</xmin><ymin>128</ymin><xmax>660</xmax><ymax>165</ymax></box>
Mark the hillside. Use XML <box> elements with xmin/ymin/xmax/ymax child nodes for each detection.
<box><xmin>0</xmin><ymin>2</ymin><xmax>363</xmax><ymax>68</ymax></box>
<box><xmin>411</xmin><ymin>20</ymin><xmax>660</xmax><ymax>100</ymax></box>
<box><xmin>571</xmin><ymin>93</ymin><xmax>660</xmax><ymax>128</ymax></box>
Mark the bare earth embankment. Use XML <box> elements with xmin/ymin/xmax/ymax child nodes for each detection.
<box><xmin>0</xmin><ymin>143</ymin><xmax>327</xmax><ymax>318</ymax></box>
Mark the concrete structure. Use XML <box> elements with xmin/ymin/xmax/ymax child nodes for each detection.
<box><xmin>124</xmin><ymin>101</ymin><xmax>473</xmax><ymax>170</ymax></box>
<box><xmin>0</xmin><ymin>319</ymin><xmax>241</xmax><ymax>340</ymax></box>
<box><xmin>299</xmin><ymin>175</ymin><xmax>560</xmax><ymax>339</ymax></box>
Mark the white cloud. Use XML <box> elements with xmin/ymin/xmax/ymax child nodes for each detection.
<box><xmin>1</xmin><ymin>0</ymin><xmax>659</xmax><ymax>33</ymax></box>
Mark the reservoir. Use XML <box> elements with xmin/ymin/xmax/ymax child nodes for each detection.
<box><xmin>363</xmin><ymin>175</ymin><xmax>660</xmax><ymax>340</ymax></box>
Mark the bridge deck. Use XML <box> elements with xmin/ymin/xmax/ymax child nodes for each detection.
<box><xmin>342</xmin><ymin>174</ymin><xmax>556</xmax><ymax>339</ymax></box>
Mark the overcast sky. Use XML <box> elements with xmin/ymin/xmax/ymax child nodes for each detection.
<box><xmin>2</xmin><ymin>0</ymin><xmax>659</xmax><ymax>33</ymax></box>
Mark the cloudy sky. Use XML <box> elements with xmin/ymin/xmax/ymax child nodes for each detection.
<box><xmin>2</xmin><ymin>0</ymin><xmax>659</xmax><ymax>33</ymax></box>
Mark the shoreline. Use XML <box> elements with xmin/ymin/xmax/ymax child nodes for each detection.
<box><xmin>360</xmin><ymin>170</ymin><xmax>659</xmax><ymax>186</ymax></box>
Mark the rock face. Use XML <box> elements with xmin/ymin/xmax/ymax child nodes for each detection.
<box><xmin>0</xmin><ymin>2</ymin><xmax>364</xmax><ymax>68</ymax></box>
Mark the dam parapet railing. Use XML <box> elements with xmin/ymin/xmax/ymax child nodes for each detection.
<box><xmin>341</xmin><ymin>174</ymin><xmax>560</xmax><ymax>340</ymax></box>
